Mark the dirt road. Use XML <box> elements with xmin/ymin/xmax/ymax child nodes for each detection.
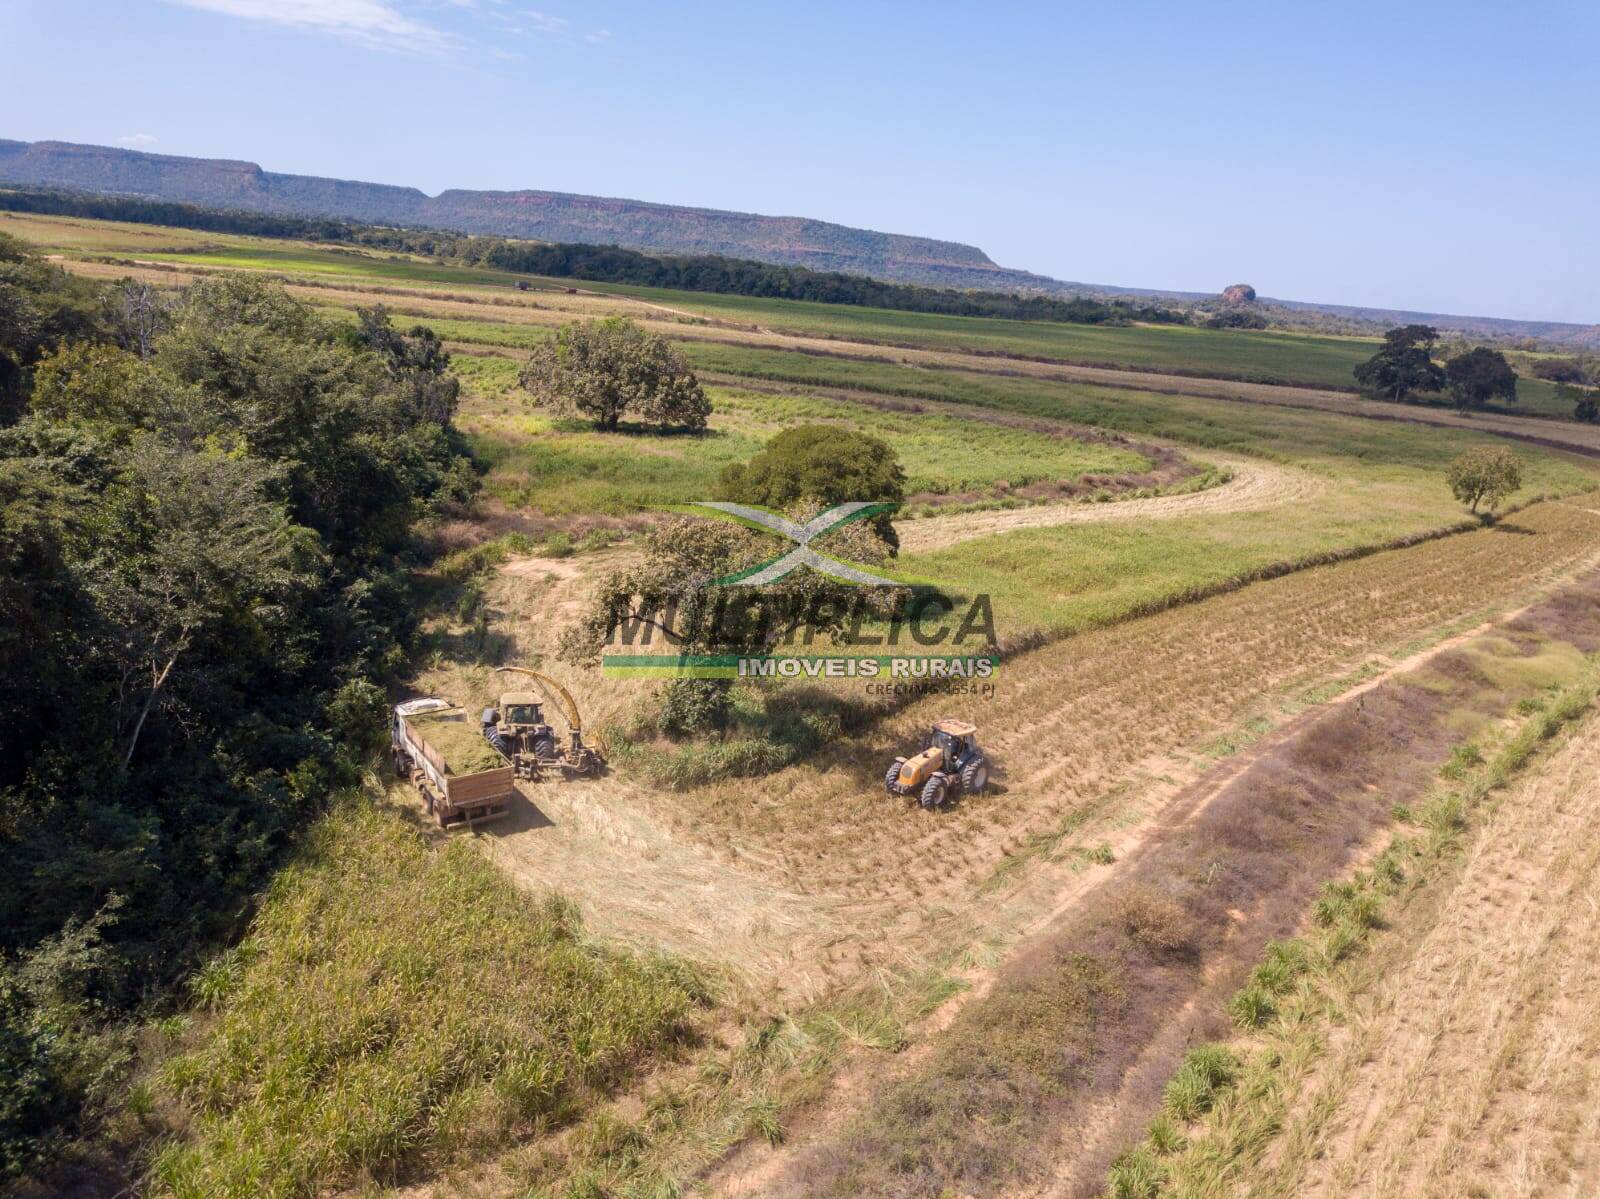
<box><xmin>896</xmin><ymin>453</ymin><xmax>1320</xmax><ymax>553</ymax></box>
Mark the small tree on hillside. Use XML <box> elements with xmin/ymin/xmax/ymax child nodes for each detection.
<box><xmin>1445</xmin><ymin>347</ymin><xmax>1518</xmax><ymax>411</ymax></box>
<box><xmin>1447</xmin><ymin>446</ymin><xmax>1521</xmax><ymax>515</ymax></box>
<box><xmin>1566</xmin><ymin>385</ymin><xmax>1600</xmax><ymax>424</ymax></box>
<box><xmin>519</xmin><ymin>316</ymin><xmax>710</xmax><ymax>432</ymax></box>
<box><xmin>1353</xmin><ymin>325</ymin><xmax>1446</xmax><ymax>404</ymax></box>
<box><xmin>717</xmin><ymin>424</ymin><xmax>906</xmax><ymax>548</ymax></box>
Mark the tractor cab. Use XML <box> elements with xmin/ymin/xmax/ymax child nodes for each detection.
<box><xmin>482</xmin><ymin>691</ymin><xmax>557</xmax><ymax>773</ymax></box>
<box><xmin>928</xmin><ymin>718</ymin><xmax>978</xmax><ymax>772</ymax></box>
<box><xmin>498</xmin><ymin>692</ymin><xmax>548</xmax><ymax>735</ymax></box>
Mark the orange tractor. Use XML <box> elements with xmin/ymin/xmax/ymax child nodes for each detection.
<box><xmin>884</xmin><ymin>718</ymin><xmax>991</xmax><ymax>808</ymax></box>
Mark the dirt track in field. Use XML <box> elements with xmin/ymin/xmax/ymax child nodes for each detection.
<box><xmin>896</xmin><ymin>452</ymin><xmax>1321</xmax><ymax>552</ymax></box>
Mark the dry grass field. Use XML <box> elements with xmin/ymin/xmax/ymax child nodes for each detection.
<box><xmin>733</xmin><ymin>572</ymin><xmax>1600</xmax><ymax>1199</ymax></box>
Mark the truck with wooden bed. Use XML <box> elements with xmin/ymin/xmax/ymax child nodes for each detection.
<box><xmin>390</xmin><ymin>698</ymin><xmax>516</xmax><ymax>829</ymax></box>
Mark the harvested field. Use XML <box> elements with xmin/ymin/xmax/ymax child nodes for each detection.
<box><xmin>430</xmin><ymin>503</ymin><xmax>1600</xmax><ymax>1006</ymax></box>
<box><xmin>663</xmin><ymin>504</ymin><xmax>1600</xmax><ymax>921</ymax></box>
<box><xmin>1249</xmin><ymin>716</ymin><xmax>1600</xmax><ymax>1199</ymax></box>
<box><xmin>739</xmin><ymin>571</ymin><xmax>1600</xmax><ymax>1199</ymax></box>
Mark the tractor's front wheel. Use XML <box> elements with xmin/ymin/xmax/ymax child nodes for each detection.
<box><xmin>532</xmin><ymin>735</ymin><xmax>557</xmax><ymax>760</ymax></box>
<box><xmin>960</xmin><ymin>757</ymin><xmax>990</xmax><ymax>795</ymax></box>
<box><xmin>920</xmin><ymin>774</ymin><xmax>949</xmax><ymax>809</ymax></box>
<box><xmin>885</xmin><ymin>759</ymin><xmax>906</xmax><ymax>795</ymax></box>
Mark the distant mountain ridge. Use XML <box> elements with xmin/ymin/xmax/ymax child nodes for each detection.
<box><xmin>0</xmin><ymin>137</ymin><xmax>1025</xmax><ymax>286</ymax></box>
<box><xmin>2</xmin><ymin>137</ymin><xmax>1595</xmax><ymax>348</ymax></box>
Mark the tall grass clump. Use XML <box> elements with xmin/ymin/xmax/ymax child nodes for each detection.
<box><xmin>150</xmin><ymin>800</ymin><xmax>701</xmax><ymax>1197</ymax></box>
<box><xmin>1163</xmin><ymin>1045</ymin><xmax>1240</xmax><ymax>1121</ymax></box>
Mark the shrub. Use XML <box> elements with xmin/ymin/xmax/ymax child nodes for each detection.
<box><xmin>1108</xmin><ymin>1144</ymin><xmax>1166</xmax><ymax>1198</ymax></box>
<box><xmin>716</xmin><ymin>424</ymin><xmax>906</xmax><ymax>549</ymax></box>
<box><xmin>1228</xmin><ymin>985</ymin><xmax>1277</xmax><ymax>1028</ymax></box>
<box><xmin>659</xmin><ymin>678</ymin><xmax>733</xmax><ymax>737</ymax></box>
<box><xmin>1440</xmin><ymin>741</ymin><xmax>1484</xmax><ymax>780</ymax></box>
<box><xmin>1113</xmin><ymin>886</ymin><xmax>1193</xmax><ymax>953</ymax></box>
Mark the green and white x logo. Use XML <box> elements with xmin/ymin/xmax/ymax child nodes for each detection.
<box><xmin>676</xmin><ymin>501</ymin><xmax>900</xmax><ymax>586</ymax></box>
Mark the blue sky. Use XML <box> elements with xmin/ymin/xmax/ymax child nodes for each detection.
<box><xmin>3</xmin><ymin>1</ymin><xmax>1596</xmax><ymax>323</ymax></box>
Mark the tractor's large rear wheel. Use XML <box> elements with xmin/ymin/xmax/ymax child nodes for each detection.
<box><xmin>885</xmin><ymin>759</ymin><xmax>905</xmax><ymax>795</ymax></box>
<box><xmin>960</xmin><ymin>756</ymin><xmax>990</xmax><ymax>795</ymax></box>
<box><xmin>920</xmin><ymin>774</ymin><xmax>949</xmax><ymax>809</ymax></box>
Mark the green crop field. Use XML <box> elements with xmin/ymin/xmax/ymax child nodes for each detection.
<box><xmin>457</xmin><ymin>360</ymin><xmax>1153</xmax><ymax>518</ymax></box>
<box><xmin>6</xmin><ymin>209</ymin><xmax>1576</xmax><ymax>414</ymax></box>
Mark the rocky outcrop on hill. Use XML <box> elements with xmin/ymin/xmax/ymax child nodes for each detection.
<box><xmin>1221</xmin><ymin>283</ymin><xmax>1257</xmax><ymax>304</ymax></box>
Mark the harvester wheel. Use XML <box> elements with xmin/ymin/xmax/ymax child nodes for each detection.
<box><xmin>532</xmin><ymin>735</ymin><xmax>557</xmax><ymax>760</ymax></box>
<box><xmin>885</xmin><ymin>759</ymin><xmax>905</xmax><ymax>795</ymax></box>
<box><xmin>960</xmin><ymin>757</ymin><xmax>990</xmax><ymax>795</ymax></box>
<box><xmin>920</xmin><ymin>774</ymin><xmax>949</xmax><ymax>809</ymax></box>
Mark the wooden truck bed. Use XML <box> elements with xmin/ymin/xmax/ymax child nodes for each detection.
<box><xmin>396</xmin><ymin>704</ymin><xmax>515</xmax><ymax>829</ymax></box>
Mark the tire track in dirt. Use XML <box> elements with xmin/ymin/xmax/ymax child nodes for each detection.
<box><xmin>896</xmin><ymin>453</ymin><xmax>1320</xmax><ymax>552</ymax></box>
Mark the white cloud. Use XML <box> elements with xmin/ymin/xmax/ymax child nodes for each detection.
<box><xmin>168</xmin><ymin>0</ymin><xmax>451</xmax><ymax>52</ymax></box>
<box><xmin>118</xmin><ymin>133</ymin><xmax>159</xmax><ymax>147</ymax></box>
<box><xmin>521</xmin><ymin>9</ymin><xmax>568</xmax><ymax>33</ymax></box>
<box><xmin>584</xmin><ymin>28</ymin><xmax>610</xmax><ymax>42</ymax></box>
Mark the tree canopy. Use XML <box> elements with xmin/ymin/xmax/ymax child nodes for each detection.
<box><xmin>0</xmin><ymin>188</ymin><xmax>1189</xmax><ymax>328</ymax></box>
<box><xmin>518</xmin><ymin>317</ymin><xmax>710</xmax><ymax>432</ymax></box>
<box><xmin>1352</xmin><ymin>325</ymin><xmax>1446</xmax><ymax>404</ymax></box>
<box><xmin>1447</xmin><ymin>446</ymin><xmax>1521</xmax><ymax>514</ymax></box>
<box><xmin>0</xmin><ymin>252</ymin><xmax>474</xmax><ymax>1176</ymax></box>
<box><xmin>1446</xmin><ymin>347</ymin><xmax>1518</xmax><ymax>411</ymax></box>
<box><xmin>717</xmin><ymin>424</ymin><xmax>906</xmax><ymax>548</ymax></box>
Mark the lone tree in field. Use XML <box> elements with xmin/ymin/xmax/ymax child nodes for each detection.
<box><xmin>1563</xmin><ymin>384</ymin><xmax>1600</xmax><ymax>424</ymax></box>
<box><xmin>717</xmin><ymin>424</ymin><xmax>906</xmax><ymax>548</ymax></box>
<box><xmin>1352</xmin><ymin>325</ymin><xmax>1445</xmax><ymax>404</ymax></box>
<box><xmin>518</xmin><ymin>316</ymin><xmax>710</xmax><ymax>432</ymax></box>
<box><xmin>1445</xmin><ymin>347</ymin><xmax>1518</xmax><ymax>411</ymax></box>
<box><xmin>1447</xmin><ymin>446</ymin><xmax>1522</xmax><ymax>515</ymax></box>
